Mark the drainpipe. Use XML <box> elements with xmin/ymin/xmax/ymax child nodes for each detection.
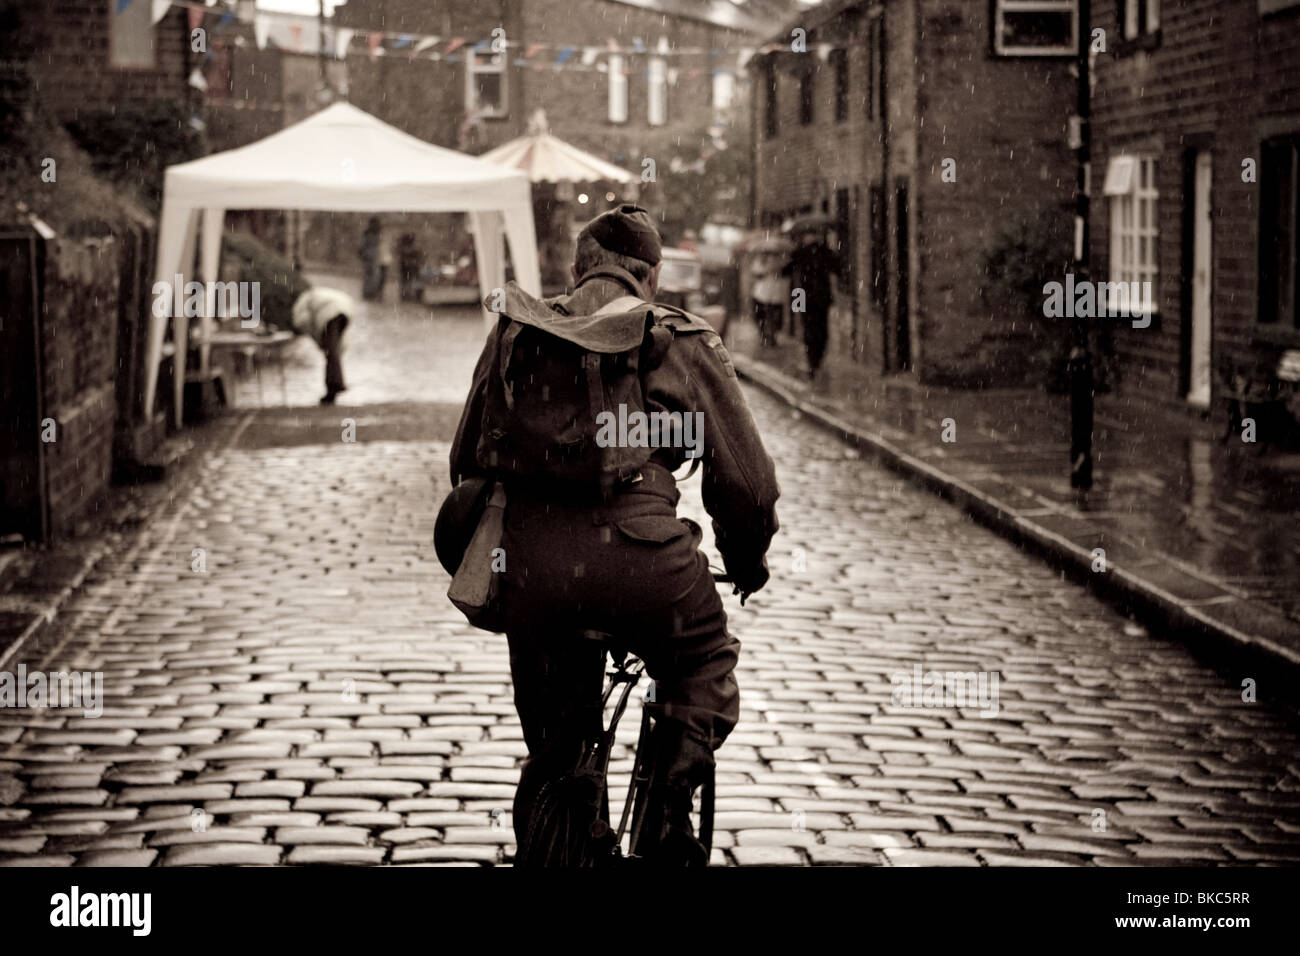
<box><xmin>874</xmin><ymin>4</ymin><xmax>890</xmax><ymax>370</ymax></box>
<box><xmin>1068</xmin><ymin>0</ymin><xmax>1094</xmax><ymax>491</ymax></box>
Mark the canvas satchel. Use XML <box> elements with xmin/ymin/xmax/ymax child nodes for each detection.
<box><xmin>447</xmin><ymin>481</ymin><xmax>508</xmax><ymax>632</ymax></box>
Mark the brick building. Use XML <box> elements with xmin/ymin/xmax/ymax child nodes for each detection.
<box><xmin>1087</xmin><ymin>0</ymin><xmax>1300</xmax><ymax>418</ymax></box>
<box><xmin>23</xmin><ymin>0</ymin><xmax>192</xmax><ymax>123</ymax></box>
<box><xmin>0</xmin><ymin>1</ymin><xmax>193</xmax><ymax>542</ymax></box>
<box><xmin>750</xmin><ymin>0</ymin><xmax>1076</xmax><ymax>386</ymax></box>
<box><xmin>329</xmin><ymin>0</ymin><xmax>782</xmax><ymax>256</ymax></box>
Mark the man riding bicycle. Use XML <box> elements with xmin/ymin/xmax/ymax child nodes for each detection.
<box><xmin>449</xmin><ymin>205</ymin><xmax>779</xmax><ymax>865</ymax></box>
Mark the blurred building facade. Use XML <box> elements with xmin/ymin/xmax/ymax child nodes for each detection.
<box><xmin>1</xmin><ymin>1</ymin><xmax>197</xmax><ymax>542</ymax></box>
<box><xmin>20</xmin><ymin>0</ymin><xmax>192</xmax><ymax>123</ymax></box>
<box><xmin>1088</xmin><ymin>0</ymin><xmax>1300</xmax><ymax>418</ymax></box>
<box><xmin>329</xmin><ymin>0</ymin><xmax>776</xmax><ymax>253</ymax></box>
<box><xmin>750</xmin><ymin>0</ymin><xmax>1076</xmax><ymax>387</ymax></box>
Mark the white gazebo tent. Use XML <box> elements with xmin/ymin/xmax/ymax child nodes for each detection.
<box><xmin>146</xmin><ymin>102</ymin><xmax>540</xmax><ymax>426</ymax></box>
<box><xmin>479</xmin><ymin>115</ymin><xmax>636</xmax><ymax>185</ymax></box>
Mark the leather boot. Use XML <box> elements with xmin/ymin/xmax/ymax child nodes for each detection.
<box><xmin>634</xmin><ymin>719</ymin><xmax>712</xmax><ymax>866</ymax></box>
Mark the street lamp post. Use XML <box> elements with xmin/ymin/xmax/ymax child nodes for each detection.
<box><xmin>1068</xmin><ymin>0</ymin><xmax>1094</xmax><ymax>491</ymax></box>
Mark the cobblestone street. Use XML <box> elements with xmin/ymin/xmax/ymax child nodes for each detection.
<box><xmin>3</xmin><ymin>367</ymin><xmax>1300</xmax><ymax>866</ymax></box>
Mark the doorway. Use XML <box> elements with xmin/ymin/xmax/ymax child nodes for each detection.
<box><xmin>894</xmin><ymin>184</ymin><xmax>911</xmax><ymax>372</ymax></box>
<box><xmin>1185</xmin><ymin>150</ymin><xmax>1212</xmax><ymax>407</ymax></box>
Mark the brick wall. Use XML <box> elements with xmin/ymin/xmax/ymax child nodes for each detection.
<box><xmin>752</xmin><ymin>0</ymin><xmax>1073</xmax><ymax>385</ymax></box>
<box><xmin>329</xmin><ymin>0</ymin><xmax>754</xmax><ymax>265</ymax></box>
<box><xmin>914</xmin><ymin>0</ymin><xmax>1074</xmax><ymax>386</ymax></box>
<box><xmin>335</xmin><ymin>0</ymin><xmax>525</xmax><ymax>149</ymax></box>
<box><xmin>39</xmin><ymin>236</ymin><xmax>122</xmax><ymax>539</ymax></box>
<box><xmin>27</xmin><ymin>2</ymin><xmax>191</xmax><ymax>123</ymax></box>
<box><xmin>1090</xmin><ymin>0</ymin><xmax>1300</xmax><ymax>410</ymax></box>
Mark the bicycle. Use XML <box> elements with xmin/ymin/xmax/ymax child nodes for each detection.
<box><xmin>514</xmin><ymin>571</ymin><xmax>735</xmax><ymax>867</ymax></box>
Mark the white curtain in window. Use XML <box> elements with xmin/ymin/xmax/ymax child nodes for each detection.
<box><xmin>1146</xmin><ymin>0</ymin><xmax>1161</xmax><ymax>32</ymax></box>
<box><xmin>608</xmin><ymin>54</ymin><xmax>627</xmax><ymax>123</ymax></box>
<box><xmin>713</xmin><ymin>70</ymin><xmax>735</xmax><ymax>111</ymax></box>
<box><xmin>648</xmin><ymin>57</ymin><xmax>667</xmax><ymax>126</ymax></box>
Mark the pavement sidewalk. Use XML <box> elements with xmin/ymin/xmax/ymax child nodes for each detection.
<box><xmin>727</xmin><ymin>321</ymin><xmax>1300</xmax><ymax>675</ymax></box>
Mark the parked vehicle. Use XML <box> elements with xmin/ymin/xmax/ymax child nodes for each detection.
<box><xmin>657</xmin><ymin>247</ymin><xmax>727</xmax><ymax>339</ymax></box>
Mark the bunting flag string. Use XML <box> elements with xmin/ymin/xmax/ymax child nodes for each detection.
<box><xmin>149</xmin><ymin>0</ymin><xmax>831</xmax><ymax>74</ymax></box>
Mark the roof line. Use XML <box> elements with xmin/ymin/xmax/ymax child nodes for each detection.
<box><xmin>757</xmin><ymin>0</ymin><xmax>874</xmax><ymax>47</ymax></box>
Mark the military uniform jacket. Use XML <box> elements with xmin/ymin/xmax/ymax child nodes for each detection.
<box><xmin>450</xmin><ymin>266</ymin><xmax>781</xmax><ymax>577</ymax></box>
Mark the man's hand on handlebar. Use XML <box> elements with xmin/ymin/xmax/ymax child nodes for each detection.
<box><xmin>713</xmin><ymin>560</ymin><xmax>769</xmax><ymax>606</ymax></box>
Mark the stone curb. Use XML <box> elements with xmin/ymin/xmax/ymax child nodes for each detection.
<box><xmin>0</xmin><ymin>540</ymin><xmax>114</xmax><ymax>672</ymax></box>
<box><xmin>0</xmin><ymin>411</ymin><xmax>254</xmax><ymax>670</ymax></box>
<box><xmin>733</xmin><ymin>352</ymin><xmax>1300</xmax><ymax>684</ymax></box>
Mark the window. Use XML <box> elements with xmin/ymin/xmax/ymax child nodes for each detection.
<box><xmin>1121</xmin><ymin>0</ymin><xmax>1161</xmax><ymax>40</ymax></box>
<box><xmin>648</xmin><ymin>56</ymin><xmax>667</xmax><ymax>126</ymax></box>
<box><xmin>109</xmin><ymin>0</ymin><xmax>156</xmax><ymax>69</ymax></box>
<box><xmin>712</xmin><ymin>70</ymin><xmax>735</xmax><ymax>113</ymax></box>
<box><xmin>798</xmin><ymin>69</ymin><xmax>814</xmax><ymax>125</ymax></box>
<box><xmin>1260</xmin><ymin>136</ymin><xmax>1300</xmax><ymax>329</ymax></box>
<box><xmin>831</xmin><ymin>49</ymin><xmax>848</xmax><ymax>123</ymax></box>
<box><xmin>763</xmin><ymin>60</ymin><xmax>778</xmax><ymax>139</ymax></box>
<box><xmin>608</xmin><ymin>54</ymin><xmax>628</xmax><ymax>123</ymax></box>
<box><xmin>868</xmin><ymin>17</ymin><xmax>884</xmax><ymax>121</ymax></box>
<box><xmin>993</xmin><ymin>0</ymin><xmax>1077</xmax><ymax>56</ymax></box>
<box><xmin>466</xmin><ymin>48</ymin><xmax>508</xmax><ymax>118</ymax></box>
<box><xmin>1104</xmin><ymin>154</ymin><xmax>1159</xmax><ymax>315</ymax></box>
<box><xmin>870</xmin><ymin>183</ymin><xmax>887</xmax><ymax>310</ymax></box>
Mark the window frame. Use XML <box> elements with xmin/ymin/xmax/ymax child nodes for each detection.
<box><xmin>466</xmin><ymin>47</ymin><xmax>509</xmax><ymax>119</ymax></box>
<box><xmin>868</xmin><ymin>16</ymin><xmax>884</xmax><ymax>121</ymax></box>
<box><xmin>831</xmin><ymin>48</ymin><xmax>849</xmax><ymax>124</ymax></box>
<box><xmin>712</xmin><ymin>69</ymin><xmax>735</xmax><ymax>113</ymax></box>
<box><xmin>763</xmin><ymin>59</ymin><xmax>779</xmax><ymax>139</ymax></box>
<box><xmin>1121</xmin><ymin>0</ymin><xmax>1161</xmax><ymax>40</ymax></box>
<box><xmin>1107</xmin><ymin>154</ymin><xmax>1160</xmax><ymax>317</ymax></box>
<box><xmin>798</xmin><ymin>67</ymin><xmax>814</xmax><ymax>126</ymax></box>
<box><xmin>991</xmin><ymin>0</ymin><xmax>1078</xmax><ymax>58</ymax></box>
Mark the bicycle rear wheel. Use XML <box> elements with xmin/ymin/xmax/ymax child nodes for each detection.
<box><xmin>515</xmin><ymin>767</ymin><xmax>615</xmax><ymax>868</ymax></box>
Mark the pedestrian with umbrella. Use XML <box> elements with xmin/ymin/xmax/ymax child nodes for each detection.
<box><xmin>780</xmin><ymin>215</ymin><xmax>842</xmax><ymax>382</ymax></box>
<box><xmin>748</xmin><ymin>236</ymin><xmax>791</xmax><ymax>349</ymax></box>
